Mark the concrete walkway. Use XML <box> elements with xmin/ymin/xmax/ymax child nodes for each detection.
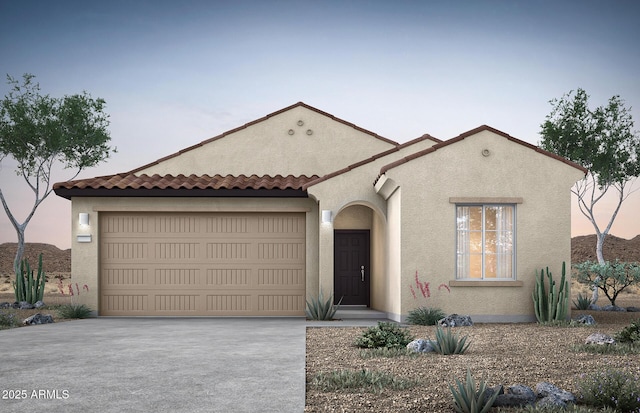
<box><xmin>0</xmin><ymin>318</ymin><xmax>305</xmax><ymax>413</ymax></box>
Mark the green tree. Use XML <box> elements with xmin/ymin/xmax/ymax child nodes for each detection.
<box><xmin>0</xmin><ymin>74</ymin><xmax>115</xmax><ymax>273</ymax></box>
<box><xmin>574</xmin><ymin>261</ymin><xmax>640</xmax><ymax>307</ymax></box>
<box><xmin>539</xmin><ymin>89</ymin><xmax>640</xmax><ymax>303</ymax></box>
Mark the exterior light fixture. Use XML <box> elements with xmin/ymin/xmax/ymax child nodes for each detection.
<box><xmin>79</xmin><ymin>213</ymin><xmax>90</xmax><ymax>226</ymax></box>
<box><xmin>321</xmin><ymin>210</ymin><xmax>332</xmax><ymax>224</ymax></box>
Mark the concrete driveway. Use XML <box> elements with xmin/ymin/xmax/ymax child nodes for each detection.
<box><xmin>0</xmin><ymin>318</ymin><xmax>306</xmax><ymax>413</ymax></box>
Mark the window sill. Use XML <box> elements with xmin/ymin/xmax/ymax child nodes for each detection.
<box><xmin>449</xmin><ymin>280</ymin><xmax>524</xmax><ymax>287</ymax></box>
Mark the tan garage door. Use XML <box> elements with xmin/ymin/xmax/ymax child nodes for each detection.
<box><xmin>99</xmin><ymin>212</ymin><xmax>306</xmax><ymax>316</ymax></box>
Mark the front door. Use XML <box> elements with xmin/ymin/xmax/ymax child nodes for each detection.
<box><xmin>334</xmin><ymin>230</ymin><xmax>370</xmax><ymax>306</ymax></box>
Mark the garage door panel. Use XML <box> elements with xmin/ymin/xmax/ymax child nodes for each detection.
<box><xmin>100</xmin><ymin>212</ymin><xmax>305</xmax><ymax>316</ymax></box>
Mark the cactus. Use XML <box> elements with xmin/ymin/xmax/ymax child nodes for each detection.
<box><xmin>13</xmin><ymin>253</ymin><xmax>47</xmax><ymax>304</ymax></box>
<box><xmin>532</xmin><ymin>262</ymin><xmax>569</xmax><ymax>323</ymax></box>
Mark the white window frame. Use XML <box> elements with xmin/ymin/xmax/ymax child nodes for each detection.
<box><xmin>455</xmin><ymin>204</ymin><xmax>516</xmax><ymax>280</ymax></box>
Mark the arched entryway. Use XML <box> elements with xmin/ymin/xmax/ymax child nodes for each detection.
<box><xmin>332</xmin><ymin>204</ymin><xmax>385</xmax><ymax>308</ymax></box>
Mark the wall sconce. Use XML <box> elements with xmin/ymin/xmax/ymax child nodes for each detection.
<box><xmin>321</xmin><ymin>210</ymin><xmax>332</xmax><ymax>224</ymax></box>
<box><xmin>79</xmin><ymin>213</ymin><xmax>90</xmax><ymax>227</ymax></box>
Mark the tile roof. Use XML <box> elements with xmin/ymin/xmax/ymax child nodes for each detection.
<box><xmin>53</xmin><ymin>173</ymin><xmax>320</xmax><ymax>198</ymax></box>
<box><xmin>378</xmin><ymin>125</ymin><xmax>588</xmax><ymax>176</ymax></box>
<box><xmin>128</xmin><ymin>102</ymin><xmax>399</xmax><ymax>174</ymax></box>
<box><xmin>302</xmin><ymin>133</ymin><xmax>440</xmax><ymax>190</ymax></box>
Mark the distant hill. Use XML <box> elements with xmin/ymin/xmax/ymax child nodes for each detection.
<box><xmin>0</xmin><ymin>243</ymin><xmax>71</xmax><ymax>275</ymax></box>
<box><xmin>0</xmin><ymin>236</ymin><xmax>638</xmax><ymax>275</ymax></box>
<box><xmin>571</xmin><ymin>234</ymin><xmax>640</xmax><ymax>263</ymax></box>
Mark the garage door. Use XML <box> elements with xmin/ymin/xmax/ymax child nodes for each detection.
<box><xmin>99</xmin><ymin>212</ymin><xmax>306</xmax><ymax>316</ymax></box>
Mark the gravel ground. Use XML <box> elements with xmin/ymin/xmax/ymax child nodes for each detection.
<box><xmin>305</xmin><ymin>302</ymin><xmax>640</xmax><ymax>412</ymax></box>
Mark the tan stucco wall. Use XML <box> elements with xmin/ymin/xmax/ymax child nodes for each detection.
<box><xmin>381</xmin><ymin>130</ymin><xmax>584</xmax><ymax>322</ymax></box>
<box><xmin>385</xmin><ymin>187</ymin><xmax>403</xmax><ymax>320</ymax></box>
<box><xmin>136</xmin><ymin>106</ymin><xmax>396</xmax><ymax>177</ymax></box>
<box><xmin>306</xmin><ymin>138</ymin><xmax>437</xmax><ymax>315</ymax></box>
<box><xmin>70</xmin><ymin>197</ymin><xmax>317</xmax><ymax>314</ymax></box>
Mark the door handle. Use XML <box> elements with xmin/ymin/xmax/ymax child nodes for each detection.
<box><xmin>361</xmin><ymin>265</ymin><xmax>365</xmax><ymax>282</ymax></box>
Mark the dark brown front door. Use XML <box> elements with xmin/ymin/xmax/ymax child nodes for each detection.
<box><xmin>334</xmin><ymin>230</ymin><xmax>370</xmax><ymax>306</ymax></box>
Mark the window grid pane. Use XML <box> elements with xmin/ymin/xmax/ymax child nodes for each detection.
<box><xmin>456</xmin><ymin>205</ymin><xmax>514</xmax><ymax>280</ymax></box>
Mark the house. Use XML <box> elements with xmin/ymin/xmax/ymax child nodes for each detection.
<box><xmin>54</xmin><ymin>102</ymin><xmax>586</xmax><ymax>322</ymax></box>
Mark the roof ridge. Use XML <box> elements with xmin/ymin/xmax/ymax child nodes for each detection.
<box><xmin>378</xmin><ymin>125</ymin><xmax>587</xmax><ymax>176</ymax></box>
<box><xmin>302</xmin><ymin>134</ymin><xmax>433</xmax><ymax>190</ymax></box>
<box><xmin>127</xmin><ymin>102</ymin><xmax>398</xmax><ymax>174</ymax></box>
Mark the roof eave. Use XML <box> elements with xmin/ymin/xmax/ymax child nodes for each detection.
<box><xmin>53</xmin><ymin>187</ymin><xmax>309</xmax><ymax>200</ymax></box>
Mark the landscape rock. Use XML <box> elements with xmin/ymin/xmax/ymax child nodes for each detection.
<box><xmin>438</xmin><ymin>314</ymin><xmax>473</xmax><ymax>327</ymax></box>
<box><xmin>585</xmin><ymin>332</ymin><xmax>615</xmax><ymax>345</ymax></box>
<box><xmin>602</xmin><ymin>305</ymin><xmax>626</xmax><ymax>312</ymax></box>
<box><xmin>573</xmin><ymin>314</ymin><xmax>596</xmax><ymax>325</ymax></box>
<box><xmin>34</xmin><ymin>300</ymin><xmax>45</xmax><ymax>308</ymax></box>
<box><xmin>492</xmin><ymin>385</ymin><xmax>536</xmax><ymax>407</ymax></box>
<box><xmin>626</xmin><ymin>306</ymin><xmax>640</xmax><ymax>312</ymax></box>
<box><xmin>18</xmin><ymin>301</ymin><xmax>34</xmax><ymax>310</ymax></box>
<box><xmin>406</xmin><ymin>339</ymin><xmax>434</xmax><ymax>353</ymax></box>
<box><xmin>0</xmin><ymin>302</ymin><xmax>11</xmax><ymax>309</ymax></box>
<box><xmin>22</xmin><ymin>313</ymin><xmax>54</xmax><ymax>325</ymax></box>
<box><xmin>536</xmin><ymin>394</ymin><xmax>568</xmax><ymax>409</ymax></box>
<box><xmin>587</xmin><ymin>304</ymin><xmax>601</xmax><ymax>311</ymax></box>
<box><xmin>535</xmin><ymin>382</ymin><xmax>576</xmax><ymax>405</ymax></box>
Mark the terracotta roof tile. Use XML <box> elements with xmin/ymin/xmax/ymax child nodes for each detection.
<box><xmin>54</xmin><ymin>173</ymin><xmax>320</xmax><ymax>192</ymax></box>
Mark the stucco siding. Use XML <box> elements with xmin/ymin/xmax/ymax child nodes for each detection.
<box><xmin>384</xmin><ymin>130</ymin><xmax>584</xmax><ymax>321</ymax></box>
<box><xmin>136</xmin><ymin>106</ymin><xmax>395</xmax><ymax>177</ymax></box>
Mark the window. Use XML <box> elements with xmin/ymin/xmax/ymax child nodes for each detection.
<box><xmin>456</xmin><ymin>205</ymin><xmax>515</xmax><ymax>279</ymax></box>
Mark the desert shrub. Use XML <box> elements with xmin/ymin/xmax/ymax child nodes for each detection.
<box><xmin>309</xmin><ymin>368</ymin><xmax>417</xmax><ymax>393</ymax></box>
<box><xmin>574</xmin><ymin>260</ymin><xmax>640</xmax><ymax>307</ymax></box>
<box><xmin>576</xmin><ymin>368</ymin><xmax>640</xmax><ymax>412</ymax></box>
<box><xmin>56</xmin><ymin>303</ymin><xmax>93</xmax><ymax>319</ymax></box>
<box><xmin>354</xmin><ymin>321</ymin><xmax>414</xmax><ymax>349</ymax></box>
<box><xmin>406</xmin><ymin>306</ymin><xmax>445</xmax><ymax>325</ymax></box>
<box><xmin>305</xmin><ymin>291</ymin><xmax>342</xmax><ymax>320</ymax></box>
<box><xmin>573</xmin><ymin>293</ymin><xmax>591</xmax><ymax>310</ymax></box>
<box><xmin>0</xmin><ymin>311</ymin><xmax>19</xmax><ymax>329</ymax></box>
<box><xmin>431</xmin><ymin>327</ymin><xmax>471</xmax><ymax>355</ymax></box>
<box><xmin>449</xmin><ymin>368</ymin><xmax>499</xmax><ymax>413</ymax></box>
<box><xmin>614</xmin><ymin>318</ymin><xmax>640</xmax><ymax>343</ymax></box>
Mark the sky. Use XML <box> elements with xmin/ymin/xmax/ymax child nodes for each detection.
<box><xmin>1</xmin><ymin>0</ymin><xmax>639</xmax><ymax>250</ymax></box>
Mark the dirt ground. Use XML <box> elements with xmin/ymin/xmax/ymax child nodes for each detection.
<box><xmin>305</xmin><ymin>294</ymin><xmax>640</xmax><ymax>412</ymax></box>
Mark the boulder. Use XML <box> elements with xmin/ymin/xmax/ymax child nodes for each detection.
<box><xmin>493</xmin><ymin>385</ymin><xmax>536</xmax><ymax>407</ymax></box>
<box><xmin>627</xmin><ymin>306</ymin><xmax>640</xmax><ymax>312</ymax></box>
<box><xmin>535</xmin><ymin>382</ymin><xmax>576</xmax><ymax>406</ymax></box>
<box><xmin>602</xmin><ymin>305</ymin><xmax>626</xmax><ymax>312</ymax></box>
<box><xmin>406</xmin><ymin>339</ymin><xmax>434</xmax><ymax>353</ymax></box>
<box><xmin>18</xmin><ymin>301</ymin><xmax>34</xmax><ymax>310</ymax></box>
<box><xmin>573</xmin><ymin>314</ymin><xmax>596</xmax><ymax>325</ymax></box>
<box><xmin>587</xmin><ymin>304</ymin><xmax>601</xmax><ymax>311</ymax></box>
<box><xmin>34</xmin><ymin>300</ymin><xmax>45</xmax><ymax>308</ymax></box>
<box><xmin>536</xmin><ymin>394</ymin><xmax>568</xmax><ymax>409</ymax></box>
<box><xmin>23</xmin><ymin>313</ymin><xmax>54</xmax><ymax>326</ymax></box>
<box><xmin>438</xmin><ymin>314</ymin><xmax>473</xmax><ymax>327</ymax></box>
<box><xmin>0</xmin><ymin>302</ymin><xmax>11</xmax><ymax>309</ymax></box>
<box><xmin>585</xmin><ymin>332</ymin><xmax>615</xmax><ymax>345</ymax></box>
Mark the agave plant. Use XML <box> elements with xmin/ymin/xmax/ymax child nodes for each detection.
<box><xmin>449</xmin><ymin>369</ymin><xmax>500</xmax><ymax>413</ymax></box>
<box><xmin>573</xmin><ymin>293</ymin><xmax>591</xmax><ymax>310</ymax></box>
<box><xmin>431</xmin><ymin>326</ymin><xmax>471</xmax><ymax>355</ymax></box>
<box><xmin>305</xmin><ymin>290</ymin><xmax>342</xmax><ymax>320</ymax></box>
